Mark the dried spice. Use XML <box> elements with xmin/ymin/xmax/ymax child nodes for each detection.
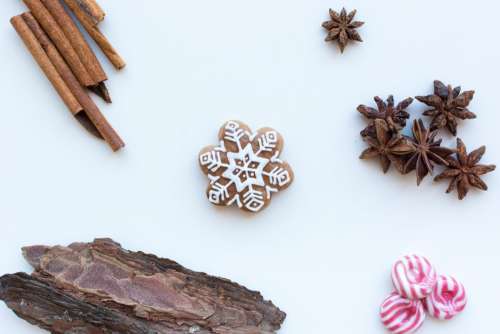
<box><xmin>358</xmin><ymin>95</ymin><xmax>413</xmax><ymax>137</ymax></box>
<box><xmin>403</xmin><ymin>119</ymin><xmax>455</xmax><ymax>185</ymax></box>
<box><xmin>0</xmin><ymin>239</ymin><xmax>286</xmax><ymax>334</ymax></box>
<box><xmin>11</xmin><ymin>13</ymin><xmax>124</xmax><ymax>151</ymax></box>
<box><xmin>359</xmin><ymin>119</ymin><xmax>414</xmax><ymax>173</ymax></box>
<box><xmin>23</xmin><ymin>0</ymin><xmax>94</xmax><ymax>88</ymax></box>
<box><xmin>322</xmin><ymin>8</ymin><xmax>364</xmax><ymax>53</ymax></box>
<box><xmin>435</xmin><ymin>138</ymin><xmax>496</xmax><ymax>199</ymax></box>
<box><xmin>40</xmin><ymin>0</ymin><xmax>111</xmax><ymax>102</ymax></box>
<box><xmin>416</xmin><ymin>80</ymin><xmax>476</xmax><ymax>136</ymax></box>
<box><xmin>358</xmin><ymin>83</ymin><xmax>494</xmax><ymax>199</ymax></box>
<box><xmin>73</xmin><ymin>0</ymin><xmax>105</xmax><ymax>26</ymax></box>
<box><xmin>64</xmin><ymin>0</ymin><xmax>126</xmax><ymax>69</ymax></box>
<box><xmin>12</xmin><ymin>0</ymin><xmax>125</xmax><ymax>150</ymax></box>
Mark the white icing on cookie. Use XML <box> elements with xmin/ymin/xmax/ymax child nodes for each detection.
<box><xmin>199</xmin><ymin>121</ymin><xmax>293</xmax><ymax>213</ymax></box>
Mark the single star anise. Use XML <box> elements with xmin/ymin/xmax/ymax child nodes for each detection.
<box><xmin>416</xmin><ymin>80</ymin><xmax>476</xmax><ymax>136</ymax></box>
<box><xmin>403</xmin><ymin>119</ymin><xmax>455</xmax><ymax>185</ymax></box>
<box><xmin>435</xmin><ymin>138</ymin><xmax>496</xmax><ymax>200</ymax></box>
<box><xmin>360</xmin><ymin>119</ymin><xmax>414</xmax><ymax>173</ymax></box>
<box><xmin>322</xmin><ymin>8</ymin><xmax>364</xmax><ymax>53</ymax></box>
<box><xmin>358</xmin><ymin>95</ymin><xmax>413</xmax><ymax>137</ymax></box>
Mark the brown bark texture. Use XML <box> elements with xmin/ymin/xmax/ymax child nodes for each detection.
<box><xmin>23</xmin><ymin>0</ymin><xmax>95</xmax><ymax>87</ymax></box>
<box><xmin>40</xmin><ymin>0</ymin><xmax>108</xmax><ymax>84</ymax></box>
<box><xmin>14</xmin><ymin>12</ymin><xmax>124</xmax><ymax>151</ymax></box>
<box><xmin>74</xmin><ymin>0</ymin><xmax>106</xmax><ymax>26</ymax></box>
<box><xmin>0</xmin><ymin>239</ymin><xmax>286</xmax><ymax>334</ymax></box>
<box><xmin>64</xmin><ymin>0</ymin><xmax>126</xmax><ymax>70</ymax></box>
<box><xmin>10</xmin><ymin>15</ymin><xmax>83</xmax><ymax>115</ymax></box>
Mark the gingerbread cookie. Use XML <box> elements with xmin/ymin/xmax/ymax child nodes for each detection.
<box><xmin>199</xmin><ymin>120</ymin><xmax>294</xmax><ymax>213</ymax></box>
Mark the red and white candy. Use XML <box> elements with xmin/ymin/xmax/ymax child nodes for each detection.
<box><xmin>424</xmin><ymin>275</ymin><xmax>467</xmax><ymax>320</ymax></box>
<box><xmin>380</xmin><ymin>292</ymin><xmax>426</xmax><ymax>334</ymax></box>
<box><xmin>392</xmin><ymin>254</ymin><xmax>437</xmax><ymax>300</ymax></box>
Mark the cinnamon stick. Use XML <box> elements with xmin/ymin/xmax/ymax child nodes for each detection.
<box><xmin>11</xmin><ymin>15</ymin><xmax>82</xmax><ymax>116</ymax></box>
<box><xmin>40</xmin><ymin>0</ymin><xmax>111</xmax><ymax>103</ymax></box>
<box><xmin>17</xmin><ymin>13</ymin><xmax>125</xmax><ymax>152</ymax></box>
<box><xmin>22</xmin><ymin>0</ymin><xmax>95</xmax><ymax>87</ymax></box>
<box><xmin>74</xmin><ymin>0</ymin><xmax>105</xmax><ymax>26</ymax></box>
<box><xmin>64</xmin><ymin>0</ymin><xmax>126</xmax><ymax>70</ymax></box>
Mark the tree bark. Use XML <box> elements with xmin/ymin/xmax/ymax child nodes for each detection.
<box><xmin>0</xmin><ymin>238</ymin><xmax>285</xmax><ymax>334</ymax></box>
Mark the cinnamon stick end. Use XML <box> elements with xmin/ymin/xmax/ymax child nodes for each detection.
<box><xmin>115</xmin><ymin>61</ymin><xmax>126</xmax><ymax>70</ymax></box>
<box><xmin>89</xmin><ymin>82</ymin><xmax>112</xmax><ymax>103</ymax></box>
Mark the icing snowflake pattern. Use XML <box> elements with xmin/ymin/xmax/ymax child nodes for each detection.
<box><xmin>199</xmin><ymin>120</ymin><xmax>294</xmax><ymax>213</ymax></box>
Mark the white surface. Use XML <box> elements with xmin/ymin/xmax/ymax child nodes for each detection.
<box><xmin>0</xmin><ymin>0</ymin><xmax>499</xmax><ymax>333</ymax></box>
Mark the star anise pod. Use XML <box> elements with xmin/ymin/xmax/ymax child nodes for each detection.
<box><xmin>322</xmin><ymin>8</ymin><xmax>364</xmax><ymax>53</ymax></box>
<box><xmin>358</xmin><ymin>95</ymin><xmax>413</xmax><ymax>137</ymax></box>
<box><xmin>360</xmin><ymin>119</ymin><xmax>414</xmax><ymax>173</ymax></box>
<box><xmin>435</xmin><ymin>138</ymin><xmax>496</xmax><ymax>200</ymax></box>
<box><xmin>416</xmin><ymin>80</ymin><xmax>476</xmax><ymax>136</ymax></box>
<box><xmin>403</xmin><ymin>119</ymin><xmax>455</xmax><ymax>185</ymax></box>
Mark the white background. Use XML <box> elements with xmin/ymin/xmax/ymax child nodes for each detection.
<box><xmin>0</xmin><ymin>0</ymin><xmax>499</xmax><ymax>333</ymax></box>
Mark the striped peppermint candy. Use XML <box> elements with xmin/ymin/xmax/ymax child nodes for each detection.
<box><xmin>380</xmin><ymin>292</ymin><xmax>426</xmax><ymax>334</ymax></box>
<box><xmin>392</xmin><ymin>254</ymin><xmax>437</xmax><ymax>300</ymax></box>
<box><xmin>424</xmin><ymin>275</ymin><xmax>467</xmax><ymax>320</ymax></box>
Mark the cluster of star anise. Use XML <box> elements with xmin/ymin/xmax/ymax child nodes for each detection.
<box><xmin>358</xmin><ymin>81</ymin><xmax>496</xmax><ymax>200</ymax></box>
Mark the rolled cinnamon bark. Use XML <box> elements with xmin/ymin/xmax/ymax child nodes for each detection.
<box><xmin>23</xmin><ymin>0</ymin><xmax>95</xmax><ymax>87</ymax></box>
<box><xmin>64</xmin><ymin>0</ymin><xmax>126</xmax><ymax>70</ymax></box>
<box><xmin>40</xmin><ymin>0</ymin><xmax>111</xmax><ymax>102</ymax></box>
<box><xmin>74</xmin><ymin>0</ymin><xmax>105</xmax><ymax>26</ymax></box>
<box><xmin>16</xmin><ymin>13</ymin><xmax>125</xmax><ymax>152</ymax></box>
<box><xmin>11</xmin><ymin>15</ymin><xmax>82</xmax><ymax>115</ymax></box>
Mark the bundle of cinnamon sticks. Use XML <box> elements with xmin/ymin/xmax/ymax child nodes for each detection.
<box><xmin>11</xmin><ymin>0</ymin><xmax>126</xmax><ymax>152</ymax></box>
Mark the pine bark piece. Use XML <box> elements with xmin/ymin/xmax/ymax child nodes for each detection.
<box><xmin>23</xmin><ymin>0</ymin><xmax>95</xmax><ymax>87</ymax></box>
<box><xmin>64</xmin><ymin>0</ymin><xmax>126</xmax><ymax>70</ymax></box>
<box><xmin>40</xmin><ymin>0</ymin><xmax>111</xmax><ymax>102</ymax></box>
<box><xmin>10</xmin><ymin>15</ymin><xmax>83</xmax><ymax>116</ymax></box>
<box><xmin>0</xmin><ymin>239</ymin><xmax>286</xmax><ymax>334</ymax></box>
<box><xmin>17</xmin><ymin>13</ymin><xmax>124</xmax><ymax>151</ymax></box>
<box><xmin>0</xmin><ymin>273</ymin><xmax>174</xmax><ymax>334</ymax></box>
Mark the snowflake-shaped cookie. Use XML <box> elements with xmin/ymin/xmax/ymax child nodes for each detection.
<box><xmin>199</xmin><ymin>120</ymin><xmax>294</xmax><ymax>213</ymax></box>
